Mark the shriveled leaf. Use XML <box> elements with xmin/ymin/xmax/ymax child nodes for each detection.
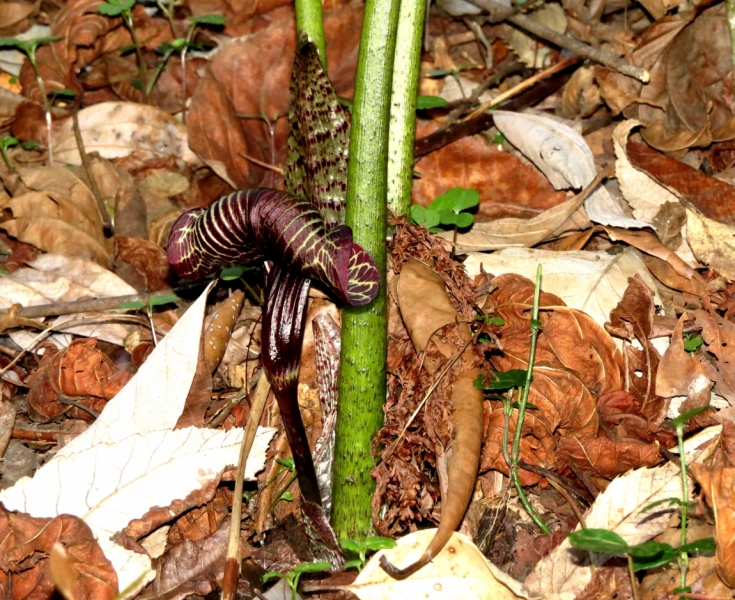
<box><xmin>341</xmin><ymin>530</ymin><xmax>527</xmax><ymax>600</ymax></box>
<box><xmin>492</xmin><ymin>110</ymin><xmax>648</xmax><ymax>229</ymax></box>
<box><xmin>52</xmin><ymin>102</ymin><xmax>200</xmax><ymax>166</ymax></box>
<box><xmin>686</xmin><ymin>209</ymin><xmax>735</xmax><ymax>280</ymax></box>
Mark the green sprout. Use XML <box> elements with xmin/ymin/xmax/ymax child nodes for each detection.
<box><xmin>97</xmin><ymin>0</ymin><xmax>148</xmax><ymax>95</ymax></box>
<box><xmin>568</xmin><ymin>405</ymin><xmax>715</xmax><ymax>600</ymax></box>
<box><xmin>147</xmin><ymin>14</ymin><xmax>225</xmax><ymax>113</ymax></box>
<box><xmin>341</xmin><ymin>536</ymin><xmax>397</xmax><ymax>571</ymax></box>
<box><xmin>682</xmin><ymin>333</ymin><xmax>703</xmax><ymax>353</ymax></box>
<box><xmin>262</xmin><ymin>561</ymin><xmax>331</xmax><ymax>600</ymax></box>
<box><xmin>415</xmin><ymin>95</ymin><xmax>448</xmax><ymax>110</ymax></box>
<box><xmin>410</xmin><ymin>187</ymin><xmax>479</xmax><ymax>257</ymax></box>
<box><xmin>119</xmin><ymin>292</ymin><xmax>180</xmax><ymax>347</ymax></box>
<box><xmin>264</xmin><ymin>457</ymin><xmax>298</xmax><ymax>511</ymax></box>
<box><xmin>0</xmin><ymin>35</ymin><xmax>64</xmax><ymax>164</ymax></box>
<box><xmin>0</xmin><ymin>136</ymin><xmax>39</xmax><ymax>170</ymax></box>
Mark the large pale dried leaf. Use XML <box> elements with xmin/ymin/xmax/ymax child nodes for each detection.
<box><xmin>526</xmin><ymin>461</ymin><xmax>691</xmax><ymax>599</ymax></box>
<box><xmin>342</xmin><ymin>530</ymin><xmax>528</xmax><ymax>600</ymax></box>
<box><xmin>0</xmin><ymin>283</ymin><xmax>277</xmax><ymax>595</ymax></box>
<box><xmin>52</xmin><ymin>102</ymin><xmax>200</xmax><ymax>166</ymax></box>
<box><xmin>492</xmin><ymin>110</ymin><xmax>648</xmax><ymax>228</ymax></box>
<box><xmin>187</xmin><ymin>4</ymin><xmax>362</xmax><ymax>189</ymax></box>
<box><xmin>686</xmin><ymin>209</ymin><xmax>735</xmax><ymax>280</ymax></box>
<box><xmin>464</xmin><ymin>247</ymin><xmax>663</xmax><ymax>331</ymax></box>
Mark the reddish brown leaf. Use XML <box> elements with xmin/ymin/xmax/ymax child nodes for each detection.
<box><xmin>412</xmin><ymin>123</ymin><xmax>567</xmax><ymax>222</ymax></box>
<box><xmin>27</xmin><ymin>338</ymin><xmax>131</xmax><ymax>423</ymax></box>
<box><xmin>556</xmin><ymin>436</ymin><xmax>662</xmax><ymax>478</ymax></box>
<box><xmin>627</xmin><ymin>140</ymin><xmax>735</xmax><ymax>225</ymax></box>
<box><xmin>0</xmin><ymin>506</ymin><xmax>117</xmax><ymax>600</ymax></box>
<box><xmin>115</xmin><ymin>236</ymin><xmax>172</xmax><ymax>292</ymax></box>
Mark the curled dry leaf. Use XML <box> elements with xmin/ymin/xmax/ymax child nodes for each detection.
<box><xmin>692</xmin><ymin>461</ymin><xmax>735</xmax><ymax>587</ymax></box>
<box><xmin>52</xmin><ymin>102</ymin><xmax>200</xmax><ymax>167</ymax></box>
<box><xmin>343</xmin><ymin>529</ymin><xmax>527</xmax><ymax>600</ymax></box>
<box><xmin>686</xmin><ymin>209</ymin><xmax>735</xmax><ymax>281</ymax></box>
<box><xmin>656</xmin><ymin>313</ymin><xmax>713</xmax><ymax>397</ymax></box>
<box><xmin>27</xmin><ymin>337</ymin><xmax>133</xmax><ymax>423</ymax></box>
<box><xmin>492</xmin><ymin>110</ymin><xmax>648</xmax><ymax>229</ymax></box>
<box><xmin>0</xmin><ymin>505</ymin><xmax>118</xmax><ymax>600</ymax></box>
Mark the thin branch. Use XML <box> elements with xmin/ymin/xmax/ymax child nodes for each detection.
<box><xmin>468</xmin><ymin>0</ymin><xmax>649</xmax><ymax>82</ymax></box>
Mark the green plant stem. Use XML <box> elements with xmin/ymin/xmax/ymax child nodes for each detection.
<box><xmin>676</xmin><ymin>421</ymin><xmax>690</xmax><ymax>592</ymax></box>
<box><xmin>0</xmin><ymin>147</ymin><xmax>11</xmax><ymax>170</ymax></box>
<box><xmin>386</xmin><ymin>0</ymin><xmax>426</xmax><ymax>217</ymax></box>
<box><xmin>26</xmin><ymin>54</ymin><xmax>53</xmax><ymax>165</ymax></box>
<box><xmin>123</xmin><ymin>12</ymin><xmax>148</xmax><ymax>96</ymax></box>
<box><xmin>332</xmin><ymin>0</ymin><xmax>400</xmax><ymax>542</ymax></box>
<box><xmin>627</xmin><ymin>554</ymin><xmax>640</xmax><ymax>600</ymax></box>
<box><xmin>510</xmin><ymin>264</ymin><xmax>550</xmax><ymax>535</ymax></box>
<box><xmin>294</xmin><ymin>0</ymin><xmax>326</xmax><ymax>67</ymax></box>
<box><xmin>146</xmin><ymin>46</ymin><xmax>175</xmax><ymax>96</ymax></box>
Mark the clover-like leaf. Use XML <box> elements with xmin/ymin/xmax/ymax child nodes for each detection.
<box><xmin>429</xmin><ymin>187</ymin><xmax>480</xmax><ymax>214</ymax></box>
<box><xmin>97</xmin><ymin>0</ymin><xmax>136</xmax><ymax>16</ymax></box>
<box><xmin>411</xmin><ymin>204</ymin><xmax>441</xmax><ymax>228</ymax></box>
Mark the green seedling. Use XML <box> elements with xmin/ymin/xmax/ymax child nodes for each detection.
<box><xmin>475</xmin><ymin>314</ymin><xmax>505</xmax><ymax>326</ymax></box>
<box><xmin>119</xmin><ymin>292</ymin><xmax>180</xmax><ymax>347</ymax></box>
<box><xmin>147</xmin><ymin>14</ymin><xmax>225</xmax><ymax>104</ymax></box>
<box><xmin>265</xmin><ymin>457</ymin><xmax>298</xmax><ymax>511</ymax></box>
<box><xmin>97</xmin><ymin>0</ymin><xmax>147</xmax><ymax>95</ymax></box>
<box><xmin>341</xmin><ymin>536</ymin><xmax>397</xmax><ymax>571</ymax></box>
<box><xmin>0</xmin><ymin>35</ymin><xmax>64</xmax><ymax>163</ymax></box>
<box><xmin>568</xmin><ymin>405</ymin><xmax>715</xmax><ymax>600</ymax></box>
<box><xmin>682</xmin><ymin>333</ymin><xmax>703</xmax><ymax>353</ymax></box>
<box><xmin>415</xmin><ymin>95</ymin><xmax>448</xmax><ymax>110</ymax></box>
<box><xmin>263</xmin><ymin>561</ymin><xmax>331</xmax><ymax>600</ymax></box>
<box><xmin>410</xmin><ymin>187</ymin><xmax>479</xmax><ymax>257</ymax></box>
<box><xmin>0</xmin><ymin>136</ymin><xmax>39</xmax><ymax>170</ymax></box>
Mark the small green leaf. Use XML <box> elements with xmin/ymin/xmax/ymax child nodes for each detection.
<box><xmin>454</xmin><ymin>212</ymin><xmax>474</xmax><ymax>228</ymax></box>
<box><xmin>118</xmin><ymin>300</ymin><xmax>146</xmax><ymax>310</ymax></box>
<box><xmin>343</xmin><ymin>559</ymin><xmax>362</xmax><ymax>570</ymax></box>
<box><xmin>262</xmin><ymin>571</ymin><xmax>284</xmax><ymax>583</ymax></box>
<box><xmin>364</xmin><ymin>536</ymin><xmax>397</xmax><ymax>551</ymax></box>
<box><xmin>509</xmin><ymin>401</ymin><xmax>538</xmax><ymax>409</ymax></box>
<box><xmin>291</xmin><ymin>561</ymin><xmax>331</xmax><ymax>574</ymax></box>
<box><xmin>477</xmin><ymin>332</ymin><xmax>491</xmax><ymax>343</ymax></box>
<box><xmin>492</xmin><ymin>133</ymin><xmax>506</xmax><ymax>144</ymax></box>
<box><xmin>474</xmin><ymin>370</ymin><xmax>528</xmax><ymax>391</ymax></box>
<box><xmin>97</xmin><ymin>0</ymin><xmax>136</xmax><ymax>16</ymax></box>
<box><xmin>220</xmin><ymin>264</ymin><xmax>249</xmax><ymax>280</ymax></box>
<box><xmin>674</xmin><ymin>586</ymin><xmax>692</xmax><ymax>595</ymax></box>
<box><xmin>277</xmin><ymin>457</ymin><xmax>296</xmax><ymax>471</ymax></box>
<box><xmin>475</xmin><ymin>314</ymin><xmax>504</xmax><ymax>326</ymax></box>
<box><xmin>410</xmin><ymin>204</ymin><xmax>441</xmax><ymax>229</ymax></box>
<box><xmin>632</xmin><ymin>549</ymin><xmax>676</xmax><ymax>571</ymax></box>
<box><xmin>627</xmin><ymin>540</ymin><xmax>674</xmax><ymax>558</ymax></box>
<box><xmin>671</xmin><ymin>406</ymin><xmax>710</xmax><ymax>429</ymax></box>
<box><xmin>0</xmin><ymin>37</ymin><xmax>22</xmax><ymax>48</ymax></box>
<box><xmin>20</xmin><ymin>140</ymin><xmax>40</xmax><ymax>150</ymax></box>
<box><xmin>679</xmin><ymin>537</ymin><xmax>716</xmax><ymax>555</ymax></box>
<box><xmin>148</xmin><ymin>293</ymin><xmax>180</xmax><ymax>307</ymax></box>
<box><xmin>682</xmin><ymin>333</ymin><xmax>703</xmax><ymax>352</ymax></box>
<box><xmin>416</xmin><ymin>95</ymin><xmax>448</xmax><ymax>110</ymax></box>
<box><xmin>640</xmin><ymin>497</ymin><xmax>695</xmax><ymax>513</ymax></box>
<box><xmin>1</xmin><ymin>136</ymin><xmax>19</xmax><ymax>150</ymax></box>
<box><xmin>426</xmin><ymin>68</ymin><xmax>453</xmax><ymax>77</ymax></box>
<box><xmin>49</xmin><ymin>89</ymin><xmax>76</xmax><ymax>99</ymax></box>
<box><xmin>190</xmin><ymin>14</ymin><xmax>226</xmax><ymax>26</ymax></box>
<box><xmin>170</xmin><ymin>38</ymin><xmax>187</xmax><ymax>51</ymax></box>
<box><xmin>438</xmin><ymin>209</ymin><xmax>459</xmax><ymax>226</ymax></box>
<box><xmin>429</xmin><ymin>187</ymin><xmax>480</xmax><ymax>214</ymax></box>
<box><xmin>131</xmin><ymin>78</ymin><xmax>143</xmax><ymax>91</ymax></box>
<box><xmin>340</xmin><ymin>539</ymin><xmax>363</xmax><ymax>553</ymax></box>
<box><xmin>567</xmin><ymin>529</ymin><xmax>630</xmax><ymax>554</ymax></box>
<box><xmin>279</xmin><ymin>491</ymin><xmax>293</xmax><ymax>502</ymax></box>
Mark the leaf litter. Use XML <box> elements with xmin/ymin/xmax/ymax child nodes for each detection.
<box><xmin>2</xmin><ymin>0</ymin><xmax>735</xmax><ymax>599</ymax></box>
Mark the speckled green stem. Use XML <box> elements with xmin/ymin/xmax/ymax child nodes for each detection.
<box><xmin>332</xmin><ymin>0</ymin><xmax>400</xmax><ymax>541</ymax></box>
<box><xmin>295</xmin><ymin>0</ymin><xmax>326</xmax><ymax>66</ymax></box>
<box><xmin>387</xmin><ymin>0</ymin><xmax>426</xmax><ymax>216</ymax></box>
